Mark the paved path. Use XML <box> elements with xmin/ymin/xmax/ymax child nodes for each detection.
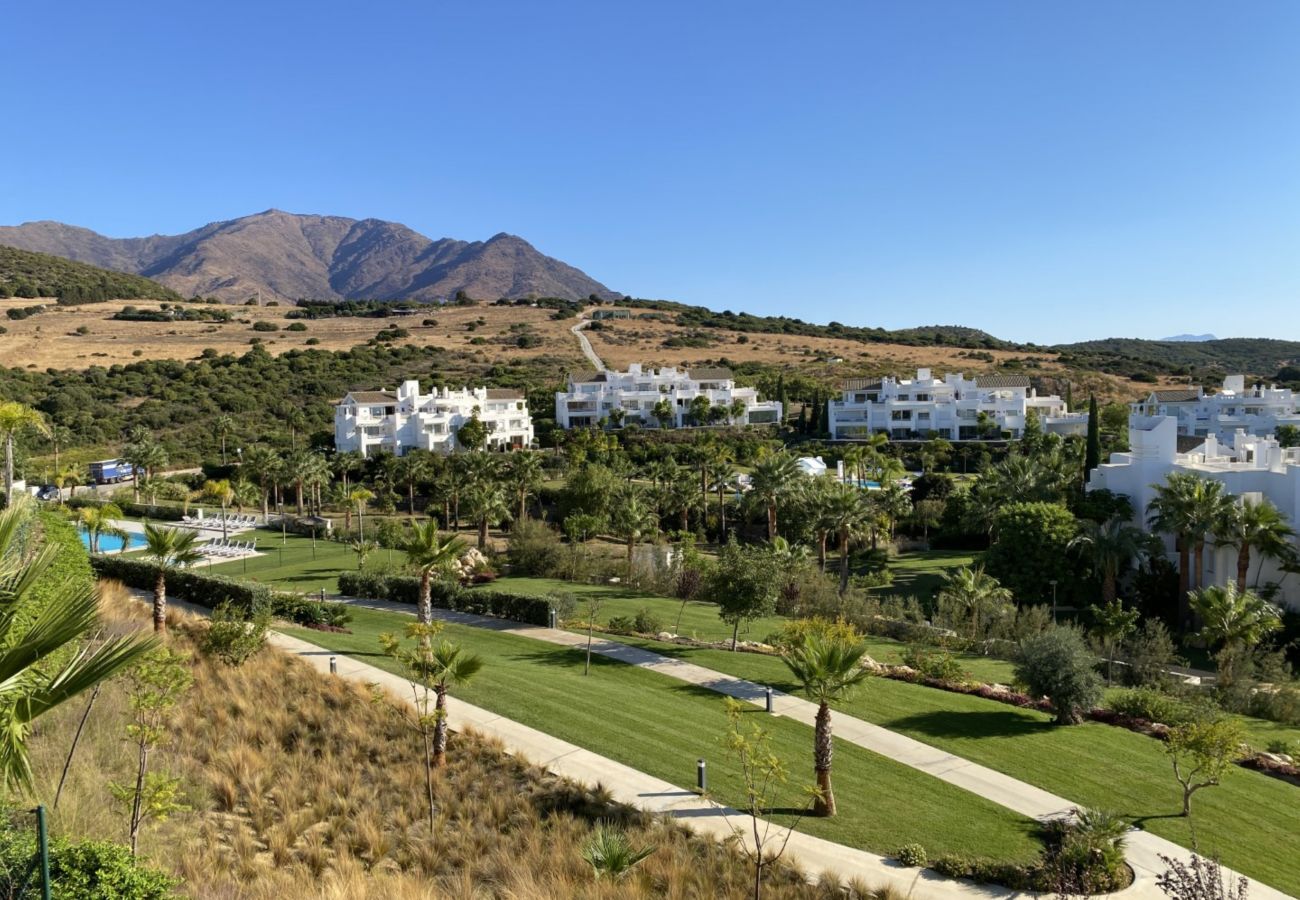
<box><xmin>571</xmin><ymin>318</ymin><xmax>605</xmax><ymax>371</ymax></box>
<box><xmin>269</xmin><ymin>629</ymin><xmax>1011</xmax><ymax>899</ymax></box>
<box><xmin>338</xmin><ymin>597</ymin><xmax>1291</xmax><ymax>900</ymax></box>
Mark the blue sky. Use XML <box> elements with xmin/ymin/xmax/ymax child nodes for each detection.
<box><xmin>3</xmin><ymin>1</ymin><xmax>1297</xmax><ymax>344</ymax></box>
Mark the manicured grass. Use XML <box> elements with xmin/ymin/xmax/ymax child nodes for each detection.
<box><xmin>207</xmin><ymin>529</ymin><xmax>364</xmax><ymax>593</ymax></box>
<box><xmin>283</xmin><ymin>606</ymin><xmax>1044</xmax><ymax>864</ymax></box>
<box><xmin>884</xmin><ymin>550</ymin><xmax>979</xmax><ymax>604</ymax></box>
<box><xmin>590</xmin><ymin>633</ymin><xmax>1300</xmax><ymax>896</ymax></box>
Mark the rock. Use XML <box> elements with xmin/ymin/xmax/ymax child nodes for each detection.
<box><xmin>657</xmin><ymin>631</ymin><xmax>677</xmax><ymax>642</ymax></box>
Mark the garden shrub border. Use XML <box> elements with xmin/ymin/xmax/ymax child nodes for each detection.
<box><xmin>337</xmin><ymin>571</ymin><xmax>551</xmax><ymax>627</ymax></box>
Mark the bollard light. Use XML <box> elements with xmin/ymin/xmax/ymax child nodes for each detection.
<box><xmin>548</xmin><ymin>607</ymin><xmax>557</xmax><ymax>629</ymax></box>
<box><xmin>320</xmin><ymin>588</ymin><xmax>326</xmax><ymax>603</ymax></box>
<box><xmin>765</xmin><ymin>686</ymin><xmax>774</xmax><ymax>714</ymax></box>
<box><xmin>329</xmin><ymin>656</ymin><xmax>337</xmax><ymax>675</ymax></box>
<box><xmin>696</xmin><ymin>758</ymin><xmax>707</xmax><ymax>793</ymax></box>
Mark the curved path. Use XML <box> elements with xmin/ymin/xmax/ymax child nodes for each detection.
<box><xmin>571</xmin><ymin>318</ymin><xmax>606</xmax><ymax>371</ymax></box>
<box><xmin>337</xmin><ymin>596</ymin><xmax>1292</xmax><ymax>900</ymax></box>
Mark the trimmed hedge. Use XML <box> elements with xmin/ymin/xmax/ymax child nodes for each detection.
<box><xmin>90</xmin><ymin>556</ymin><xmax>349</xmax><ymax>628</ymax></box>
<box><xmin>338</xmin><ymin>571</ymin><xmax>550</xmax><ymax>627</ymax></box>
<box><xmin>67</xmin><ymin>496</ymin><xmax>186</xmax><ymax>521</ymax></box>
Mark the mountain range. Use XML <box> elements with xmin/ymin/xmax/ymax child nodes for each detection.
<box><xmin>0</xmin><ymin>210</ymin><xmax>617</xmax><ymax>304</ymax></box>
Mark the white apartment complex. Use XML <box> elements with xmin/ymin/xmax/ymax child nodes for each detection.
<box><xmin>334</xmin><ymin>380</ymin><xmax>533</xmax><ymax>457</ymax></box>
<box><xmin>554</xmin><ymin>364</ymin><xmax>782</xmax><ymax>429</ymax></box>
<box><xmin>827</xmin><ymin>368</ymin><xmax>1086</xmax><ymax>441</ymax></box>
<box><xmin>1130</xmin><ymin>375</ymin><xmax>1300</xmax><ymax>441</ymax></box>
<box><xmin>1088</xmin><ymin>415</ymin><xmax>1300</xmax><ymax>611</ymax></box>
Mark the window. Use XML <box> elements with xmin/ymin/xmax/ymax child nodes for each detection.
<box><xmin>891</xmin><ymin>410</ymin><xmax>911</xmax><ymax>421</ymax></box>
<box><xmin>897</xmin><ymin>394</ymin><xmax>910</xmax><ymax>402</ymax></box>
<box><xmin>915</xmin><ymin>393</ymin><xmax>931</xmax><ymax>402</ymax></box>
<box><xmin>917</xmin><ymin>411</ymin><xmax>930</xmax><ymax>421</ymax></box>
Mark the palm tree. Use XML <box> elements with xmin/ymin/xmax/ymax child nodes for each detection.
<box><xmin>1191</xmin><ymin>582</ymin><xmax>1283</xmax><ymax>651</ymax></box>
<box><xmin>0</xmin><ymin>500</ymin><xmax>155</xmax><ymax>788</ymax></box>
<box><xmin>705</xmin><ymin>458</ymin><xmax>736</xmax><ymax>538</ymax></box>
<box><xmin>1069</xmin><ymin>516</ymin><xmax>1149</xmax><ymax>604</ymax></box>
<box><xmin>426</xmin><ymin>640</ymin><xmax>484</xmax><ymax>766</ymax></box>
<box><xmin>348</xmin><ymin>487</ymin><xmax>375</xmax><ymax>543</ymax></box>
<box><xmin>400</xmin><ymin>521</ymin><xmax>468</xmax><ymax>627</ymax></box>
<box><xmin>230</xmin><ymin>478</ymin><xmax>261</xmax><ymax>515</ymax></box>
<box><xmin>749</xmin><ymin>451</ymin><xmax>800</xmax><ymax>541</ymax></box>
<box><xmin>464</xmin><ymin>481</ymin><xmax>510</xmax><ymax>550</ymax></box>
<box><xmin>1214</xmin><ymin>497</ymin><xmax>1296</xmax><ymax>592</ymax></box>
<box><xmin>140</xmin><ymin>524</ymin><xmax>204</xmax><ymax>633</ymax></box>
<box><xmin>0</xmin><ymin>402</ymin><xmax>50</xmax><ymax>501</ymax></box>
<box><xmin>78</xmin><ymin>503</ymin><xmax>127</xmax><ymax>554</ymax></box>
<box><xmin>215</xmin><ymin>414</ymin><xmax>234</xmax><ymax>465</ymax></box>
<box><xmin>781</xmin><ymin>633</ymin><xmax>871</xmax><ymax>816</ymax></box>
<box><xmin>332</xmin><ymin>450</ymin><xmax>365</xmax><ymax>494</ymax></box>
<box><xmin>301</xmin><ymin>452</ymin><xmax>331</xmax><ymax>515</ymax></box>
<box><xmin>822</xmin><ymin>484</ymin><xmax>873</xmax><ymax>594</ymax></box>
<box><xmin>936</xmin><ymin>566</ymin><xmax>1013</xmax><ymax>639</ymax></box>
<box><xmin>610</xmin><ymin>486</ymin><xmax>657</xmax><ymax>578</ymax></box>
<box><xmin>505</xmin><ymin>451</ymin><xmax>545</xmax><ymax>522</ymax></box>
<box><xmin>283</xmin><ymin>450</ymin><xmax>318</xmax><ymax>516</ymax></box>
<box><xmin>200</xmin><ymin>479</ymin><xmax>236</xmax><ymax>539</ymax></box>
<box><xmin>1149</xmin><ymin>472</ymin><xmax>1228</xmax><ymax>625</ymax></box>
<box><xmin>396</xmin><ymin>450</ymin><xmax>432</xmax><ymax>517</ymax></box>
<box><xmin>661</xmin><ymin>476</ymin><xmax>701</xmax><ymax>534</ymax></box>
<box><xmin>241</xmin><ymin>445</ymin><xmax>282</xmax><ymax>519</ymax></box>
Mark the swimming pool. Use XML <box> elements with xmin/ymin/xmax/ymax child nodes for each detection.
<box><xmin>79</xmin><ymin>527</ymin><xmax>130</xmax><ymax>554</ymax></box>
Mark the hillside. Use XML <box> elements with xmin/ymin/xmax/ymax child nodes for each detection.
<box><xmin>0</xmin><ymin>245</ymin><xmax>181</xmax><ymax>303</ymax></box>
<box><xmin>1055</xmin><ymin>337</ymin><xmax>1300</xmax><ymax>381</ymax></box>
<box><xmin>0</xmin><ymin>210</ymin><xmax>618</xmax><ymax>304</ymax></box>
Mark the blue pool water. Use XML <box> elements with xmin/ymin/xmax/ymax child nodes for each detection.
<box><xmin>79</xmin><ymin>527</ymin><xmax>130</xmax><ymax>553</ymax></box>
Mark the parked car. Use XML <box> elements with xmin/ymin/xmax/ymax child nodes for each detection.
<box><xmin>34</xmin><ymin>485</ymin><xmax>61</xmax><ymax>502</ymax></box>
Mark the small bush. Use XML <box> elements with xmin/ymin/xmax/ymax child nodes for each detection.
<box><xmin>902</xmin><ymin>645</ymin><xmax>968</xmax><ymax>682</ymax></box>
<box><xmin>285</xmin><ymin>321</ymin><xmax>307</xmax><ymax>331</ymax></box>
<box><xmin>633</xmin><ymin>607</ymin><xmax>662</xmax><ymax>634</ymax></box>
<box><xmin>1107</xmin><ymin>687</ymin><xmax>1192</xmax><ymax>726</ymax></box>
<box><xmin>1266</xmin><ymin>738</ymin><xmax>1298</xmax><ymax>757</ymax></box>
<box><xmin>0</xmin><ymin>823</ymin><xmax>178</xmax><ymax>898</ymax></box>
<box><xmin>201</xmin><ymin>602</ymin><xmax>270</xmax><ymax>665</ymax></box>
<box><xmin>506</xmin><ymin>519</ymin><xmax>564</xmax><ymax>577</ymax></box>
<box><xmin>895</xmin><ymin>843</ymin><xmax>928</xmax><ymax>867</ymax></box>
<box><xmin>607</xmin><ymin>615</ymin><xmax>636</xmax><ymax>632</ymax></box>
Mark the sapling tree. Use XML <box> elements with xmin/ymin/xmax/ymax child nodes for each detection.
<box><xmin>1166</xmin><ymin>713</ymin><xmax>1246</xmax><ymax>817</ymax></box>
<box><xmin>583</xmin><ymin>596</ymin><xmax>605</xmax><ymax>676</ymax></box>
<box><xmin>109</xmin><ymin>647</ymin><xmax>193</xmax><ymax>856</ymax></box>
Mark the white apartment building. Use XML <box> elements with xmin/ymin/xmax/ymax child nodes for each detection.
<box><xmin>1130</xmin><ymin>375</ymin><xmax>1300</xmax><ymax>441</ymax></box>
<box><xmin>1088</xmin><ymin>415</ymin><xmax>1300</xmax><ymax>611</ymax></box>
<box><xmin>827</xmin><ymin>368</ymin><xmax>1086</xmax><ymax>441</ymax></box>
<box><xmin>334</xmin><ymin>380</ymin><xmax>533</xmax><ymax>457</ymax></box>
<box><xmin>554</xmin><ymin>364</ymin><xmax>782</xmax><ymax>429</ymax></box>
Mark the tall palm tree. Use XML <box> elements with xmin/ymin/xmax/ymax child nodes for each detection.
<box><xmin>1214</xmin><ymin>497</ymin><xmax>1296</xmax><ymax>592</ymax></box>
<box><xmin>426</xmin><ymin>640</ymin><xmax>484</xmax><ymax>767</ymax></box>
<box><xmin>200</xmin><ymin>479</ymin><xmax>236</xmax><ymax>539</ymax></box>
<box><xmin>505</xmin><ymin>451</ymin><xmax>545</xmax><ymax>522</ymax></box>
<box><xmin>936</xmin><ymin>565</ymin><xmax>1013</xmax><ymax>639</ymax></box>
<box><xmin>1190</xmin><ymin>583</ymin><xmax>1283</xmax><ymax>679</ymax></box>
<box><xmin>230</xmin><ymin>478</ymin><xmax>261</xmax><ymax>515</ymax></box>
<box><xmin>241</xmin><ymin>445</ymin><xmax>282</xmax><ymax>519</ymax></box>
<box><xmin>396</xmin><ymin>450</ymin><xmax>432</xmax><ymax>517</ymax></box>
<box><xmin>400</xmin><ymin>521</ymin><xmax>468</xmax><ymax>627</ymax></box>
<box><xmin>78</xmin><ymin>503</ymin><xmax>127</xmax><ymax>554</ymax></box>
<box><xmin>215</xmin><ymin>414</ymin><xmax>235</xmax><ymax>465</ymax></box>
<box><xmin>1069</xmin><ymin>516</ymin><xmax>1149</xmax><ymax>604</ymax></box>
<box><xmin>282</xmin><ymin>450</ymin><xmax>317</xmax><ymax>516</ymax></box>
<box><xmin>332</xmin><ymin>450</ymin><xmax>365</xmax><ymax>494</ymax></box>
<box><xmin>348</xmin><ymin>487</ymin><xmax>374</xmax><ymax>542</ymax></box>
<box><xmin>463</xmin><ymin>481</ymin><xmax>510</xmax><ymax>550</ymax></box>
<box><xmin>1185</xmin><ymin>478</ymin><xmax>1234</xmax><ymax>593</ymax></box>
<box><xmin>822</xmin><ymin>483</ymin><xmax>873</xmax><ymax>594</ymax></box>
<box><xmin>141</xmin><ymin>524</ymin><xmax>204</xmax><ymax>633</ymax></box>
<box><xmin>0</xmin><ymin>402</ymin><xmax>50</xmax><ymax>501</ymax></box>
<box><xmin>0</xmin><ymin>500</ymin><xmax>155</xmax><ymax>788</ymax></box>
<box><xmin>1149</xmin><ymin>472</ymin><xmax>1228</xmax><ymax>625</ymax></box>
<box><xmin>705</xmin><ymin>457</ymin><xmax>736</xmax><ymax>538</ymax></box>
<box><xmin>781</xmin><ymin>633</ymin><xmax>871</xmax><ymax>817</ymax></box>
<box><xmin>662</xmin><ymin>476</ymin><xmax>701</xmax><ymax>533</ymax></box>
<box><xmin>610</xmin><ymin>485</ymin><xmax>657</xmax><ymax>577</ymax></box>
<box><xmin>749</xmin><ymin>451</ymin><xmax>800</xmax><ymax>541</ymax></box>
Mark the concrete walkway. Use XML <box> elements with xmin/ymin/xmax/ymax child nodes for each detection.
<box><xmin>269</xmin><ymin>629</ymin><xmax>1013</xmax><ymax>899</ymax></box>
<box><xmin>571</xmin><ymin>318</ymin><xmax>606</xmax><ymax>371</ymax></box>
<box><xmin>338</xmin><ymin>597</ymin><xmax>1292</xmax><ymax>900</ymax></box>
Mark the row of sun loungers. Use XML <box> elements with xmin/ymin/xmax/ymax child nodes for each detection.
<box><xmin>203</xmin><ymin>539</ymin><xmax>257</xmax><ymax>558</ymax></box>
<box><xmin>180</xmin><ymin>514</ymin><xmax>258</xmax><ymax>530</ymax></box>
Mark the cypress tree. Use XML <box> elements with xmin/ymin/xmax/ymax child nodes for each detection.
<box><xmin>1084</xmin><ymin>395</ymin><xmax>1101</xmax><ymax>479</ymax></box>
<box><xmin>797</xmin><ymin>402</ymin><xmax>808</xmax><ymax>434</ymax></box>
<box><xmin>776</xmin><ymin>374</ymin><xmax>789</xmax><ymax>424</ymax></box>
<box><xmin>808</xmin><ymin>390</ymin><xmax>822</xmax><ymax>435</ymax></box>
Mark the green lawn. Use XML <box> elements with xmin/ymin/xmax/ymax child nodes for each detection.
<box><xmin>588</xmin><ymin>632</ymin><xmax>1300</xmax><ymax>896</ymax></box>
<box><xmin>207</xmin><ymin>529</ymin><xmax>364</xmax><ymax>593</ymax></box>
<box><xmin>283</xmin><ymin>606</ymin><xmax>1043</xmax><ymax>865</ymax></box>
<box><xmin>884</xmin><ymin>550</ymin><xmax>979</xmax><ymax>604</ymax></box>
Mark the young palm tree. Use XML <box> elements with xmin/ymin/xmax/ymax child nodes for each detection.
<box><xmin>400</xmin><ymin>521</ymin><xmax>468</xmax><ymax>627</ymax></box>
<box><xmin>396</xmin><ymin>450</ymin><xmax>432</xmax><ymax>517</ymax></box>
<box><xmin>215</xmin><ymin>414</ymin><xmax>235</xmax><ymax>465</ymax></box>
<box><xmin>141</xmin><ymin>524</ymin><xmax>204</xmax><ymax>633</ymax></box>
<box><xmin>749</xmin><ymin>451</ymin><xmax>800</xmax><ymax>541</ymax></box>
<box><xmin>1190</xmin><ymin>582</ymin><xmax>1283</xmax><ymax>654</ymax></box>
<box><xmin>936</xmin><ymin>565</ymin><xmax>1013</xmax><ymax>639</ymax></box>
<box><xmin>1069</xmin><ymin>516</ymin><xmax>1149</xmax><ymax>604</ymax></box>
<box><xmin>426</xmin><ymin>639</ymin><xmax>484</xmax><ymax>766</ymax></box>
<box><xmin>505</xmin><ymin>451</ymin><xmax>545</xmax><ymax>522</ymax></box>
<box><xmin>1214</xmin><ymin>497</ymin><xmax>1296</xmax><ymax>592</ymax></box>
<box><xmin>781</xmin><ymin>633</ymin><xmax>871</xmax><ymax>816</ymax></box>
<box><xmin>200</xmin><ymin>479</ymin><xmax>236</xmax><ymax>539</ymax></box>
<box><xmin>78</xmin><ymin>503</ymin><xmax>127</xmax><ymax>554</ymax></box>
<box><xmin>822</xmin><ymin>483</ymin><xmax>873</xmax><ymax>594</ymax></box>
<box><xmin>348</xmin><ymin>487</ymin><xmax>375</xmax><ymax>542</ymax></box>
<box><xmin>610</xmin><ymin>486</ymin><xmax>657</xmax><ymax>577</ymax></box>
<box><xmin>0</xmin><ymin>401</ymin><xmax>50</xmax><ymax>501</ymax></box>
<box><xmin>0</xmin><ymin>501</ymin><xmax>155</xmax><ymax>788</ymax></box>
<box><xmin>705</xmin><ymin>457</ymin><xmax>736</xmax><ymax>538</ymax></box>
<box><xmin>464</xmin><ymin>481</ymin><xmax>510</xmax><ymax>550</ymax></box>
<box><xmin>230</xmin><ymin>478</ymin><xmax>261</xmax><ymax>515</ymax></box>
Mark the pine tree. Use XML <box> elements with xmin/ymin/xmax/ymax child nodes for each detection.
<box><xmin>1084</xmin><ymin>395</ymin><xmax>1101</xmax><ymax>480</ymax></box>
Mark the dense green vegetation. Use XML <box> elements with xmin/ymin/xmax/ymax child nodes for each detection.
<box><xmin>0</xmin><ymin>245</ymin><xmax>181</xmax><ymax>303</ymax></box>
<box><xmin>1055</xmin><ymin>337</ymin><xmax>1300</xmax><ymax>382</ymax></box>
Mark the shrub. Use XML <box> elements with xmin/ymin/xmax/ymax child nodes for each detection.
<box><xmin>607</xmin><ymin>615</ymin><xmax>636</xmax><ymax>633</ymax></box>
<box><xmin>1122</xmin><ymin>618</ymin><xmax>1181</xmax><ymax>688</ymax></box>
<box><xmin>1106</xmin><ymin>687</ymin><xmax>1193</xmax><ymax>726</ymax></box>
<box><xmin>1266</xmin><ymin>738</ymin><xmax>1298</xmax><ymax>757</ymax></box>
<box><xmin>769</xmin><ymin>617</ymin><xmax>861</xmax><ymax>651</ymax></box>
<box><xmin>338</xmin><ymin>571</ymin><xmax>551</xmax><ymax>626</ymax></box>
<box><xmin>633</xmin><ymin>607</ymin><xmax>662</xmax><ymax>634</ymax></box>
<box><xmin>902</xmin><ymin>645</ymin><xmax>968</xmax><ymax>683</ymax></box>
<box><xmin>1014</xmin><ymin>626</ymin><xmax>1103</xmax><ymax>725</ymax></box>
<box><xmin>895</xmin><ymin>843</ymin><xmax>928</xmax><ymax>867</ymax></box>
<box><xmin>285</xmin><ymin>322</ymin><xmax>307</xmax><ymax>331</ymax></box>
<box><xmin>201</xmin><ymin>602</ymin><xmax>270</xmax><ymax>665</ymax></box>
<box><xmin>506</xmin><ymin>518</ymin><xmax>564</xmax><ymax>577</ymax></box>
<box><xmin>0</xmin><ymin>823</ymin><xmax>178</xmax><ymax>898</ymax></box>
<box><xmin>251</xmin><ymin>320</ymin><xmax>279</xmax><ymax>332</ymax></box>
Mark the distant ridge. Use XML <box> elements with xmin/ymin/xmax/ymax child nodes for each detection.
<box><xmin>0</xmin><ymin>210</ymin><xmax>618</xmax><ymax>304</ymax></box>
<box><xmin>1160</xmin><ymin>333</ymin><xmax>1218</xmax><ymax>342</ymax></box>
<box><xmin>0</xmin><ymin>245</ymin><xmax>181</xmax><ymax>303</ymax></box>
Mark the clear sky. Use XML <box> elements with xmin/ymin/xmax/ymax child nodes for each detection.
<box><xmin>3</xmin><ymin>1</ymin><xmax>1298</xmax><ymax>344</ymax></box>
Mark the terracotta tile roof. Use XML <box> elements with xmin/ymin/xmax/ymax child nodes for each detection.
<box><xmin>973</xmin><ymin>375</ymin><xmax>1031</xmax><ymax>389</ymax></box>
<box><xmin>1151</xmin><ymin>389</ymin><xmax>1202</xmax><ymax>403</ymax></box>
<box><xmin>841</xmin><ymin>378</ymin><xmax>883</xmax><ymax>392</ymax></box>
<box><xmin>485</xmin><ymin>388</ymin><xmax>525</xmax><ymax>400</ymax></box>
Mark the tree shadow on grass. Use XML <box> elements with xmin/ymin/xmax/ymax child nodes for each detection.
<box><xmin>887</xmin><ymin>709</ymin><xmax>1049</xmax><ymax>740</ymax></box>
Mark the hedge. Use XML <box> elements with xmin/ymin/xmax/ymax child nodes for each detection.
<box><xmin>90</xmin><ymin>556</ymin><xmax>349</xmax><ymax>628</ymax></box>
<box><xmin>337</xmin><ymin>571</ymin><xmax>551</xmax><ymax>627</ymax></box>
<box><xmin>67</xmin><ymin>496</ymin><xmax>187</xmax><ymax>521</ymax></box>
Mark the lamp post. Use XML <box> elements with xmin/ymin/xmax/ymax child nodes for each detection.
<box><xmin>1050</xmin><ymin>580</ymin><xmax>1058</xmax><ymax>623</ymax></box>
